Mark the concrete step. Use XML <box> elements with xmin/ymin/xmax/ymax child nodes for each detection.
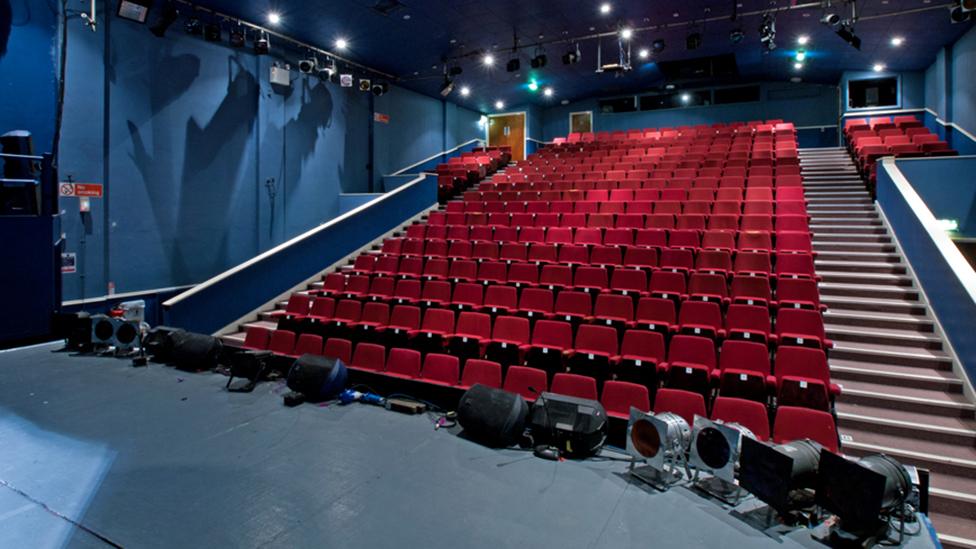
<box><xmin>817</xmin><ymin>270</ymin><xmax>914</xmax><ymax>286</ymax></box>
<box><xmin>813</xmin><ymin>233</ymin><xmax>892</xmax><ymax>243</ymax></box>
<box><xmin>807</xmin><ymin>217</ymin><xmax>883</xmax><ymax>226</ymax></box>
<box><xmin>220</xmin><ymin>332</ymin><xmax>246</xmax><ymax>346</ymax></box>
<box><xmin>837</xmin><ymin>381</ymin><xmax>974</xmax><ymax>417</ymax></box>
<box><xmin>813</xmin><ymin>247</ymin><xmax>899</xmax><ymax>258</ymax></box>
<box><xmin>830</xmin><ymin>341</ymin><xmax>953</xmax><ymax>370</ymax></box>
<box><xmin>841</xmin><ymin>428</ymin><xmax>976</xmax><ymax>483</ymax></box>
<box><xmin>818</xmin><ymin>281</ymin><xmax>919</xmax><ymax>300</ymax></box>
<box><xmin>826</xmin><ymin>323</ymin><xmax>944</xmax><ymax>350</ymax></box>
<box><xmin>821</xmin><ymin>294</ymin><xmax>927</xmax><ymax>315</ymax></box>
<box><xmin>805</xmin><ymin>198</ymin><xmax>874</xmax><ymax>206</ymax></box>
<box><xmin>810</xmin><ymin>224</ymin><xmax>888</xmax><ymax>235</ymax></box>
<box><xmin>837</xmin><ymin>400</ymin><xmax>976</xmax><ymax>440</ymax></box>
<box><xmin>831</xmin><ymin>359</ymin><xmax>962</xmax><ymax>394</ymax></box>
<box><xmin>804</xmin><ymin>210</ymin><xmax>878</xmax><ymax>218</ymax></box>
<box><xmin>815</xmin><ymin>260</ymin><xmax>905</xmax><ymax>274</ymax></box>
<box><xmin>823</xmin><ymin>309</ymin><xmax>933</xmax><ymax>332</ymax></box>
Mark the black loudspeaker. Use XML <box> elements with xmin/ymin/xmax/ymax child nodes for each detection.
<box><xmin>286</xmin><ymin>355</ymin><xmax>348</xmax><ymax>402</ymax></box>
<box><xmin>53</xmin><ymin>311</ymin><xmax>92</xmax><ymax>352</ymax></box>
<box><xmin>529</xmin><ymin>393</ymin><xmax>608</xmax><ymax>458</ymax></box>
<box><xmin>457</xmin><ymin>384</ymin><xmax>530</xmax><ymax>447</ymax></box>
<box><xmin>143</xmin><ymin>326</ymin><xmax>184</xmax><ymax>362</ymax></box>
<box><xmin>169</xmin><ymin>331</ymin><xmax>222</xmax><ymax>371</ymax></box>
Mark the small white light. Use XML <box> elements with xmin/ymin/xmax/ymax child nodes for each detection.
<box><xmin>680</xmin><ymin>93</ymin><xmax>691</xmax><ymax>103</ymax></box>
<box><xmin>483</xmin><ymin>53</ymin><xmax>495</xmax><ymax>66</ymax></box>
<box><xmin>495</xmin><ymin>100</ymin><xmax>504</xmax><ymax>109</ymax></box>
<box><xmin>600</xmin><ymin>3</ymin><xmax>612</xmax><ymax>14</ymax></box>
<box><xmin>795</xmin><ymin>50</ymin><xmax>807</xmax><ymax>61</ymax></box>
<box><xmin>638</xmin><ymin>48</ymin><xmax>649</xmax><ymax>59</ymax></box>
<box><xmin>794</xmin><ymin>62</ymin><xmax>804</xmax><ymax>70</ymax></box>
<box><xmin>460</xmin><ymin>86</ymin><xmax>470</xmax><ymax>97</ymax></box>
<box><xmin>543</xmin><ymin>87</ymin><xmax>554</xmax><ymax>97</ymax></box>
<box><xmin>891</xmin><ymin>37</ymin><xmax>904</xmax><ymax>47</ymax></box>
<box><xmin>797</xmin><ymin>35</ymin><xmax>809</xmax><ymax>45</ymax></box>
<box><xmin>267</xmin><ymin>12</ymin><xmax>281</xmax><ymax>25</ymax></box>
<box><xmin>621</xmin><ymin>28</ymin><xmax>633</xmax><ymax>40</ymax></box>
<box><xmin>873</xmin><ymin>63</ymin><xmax>885</xmax><ymax>72</ymax></box>
<box><xmin>335</xmin><ymin>38</ymin><xmax>348</xmax><ymax>50</ymax></box>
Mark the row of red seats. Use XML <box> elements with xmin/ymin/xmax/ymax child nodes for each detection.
<box><xmin>492</xmin><ymin>166</ymin><xmax>802</xmax><ymax>181</ymax></box>
<box><xmin>473</xmin><ymin>179</ymin><xmax>804</xmax><ymax>196</ymax></box>
<box><xmin>844</xmin><ymin>116</ymin><xmax>956</xmax><ymax>186</ymax></box>
<box><xmin>441</xmin><ymin>199</ymin><xmax>806</xmax><ymax>216</ymax></box>
<box><xmin>430</xmin><ymin>213</ymin><xmax>809</xmax><ymax>232</ymax></box>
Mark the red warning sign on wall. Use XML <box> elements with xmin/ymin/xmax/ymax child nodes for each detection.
<box><xmin>59</xmin><ymin>183</ymin><xmax>103</xmax><ymax>198</ymax></box>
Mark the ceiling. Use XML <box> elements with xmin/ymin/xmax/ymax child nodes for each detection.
<box><xmin>192</xmin><ymin>0</ymin><xmax>974</xmax><ymax>112</ymax></box>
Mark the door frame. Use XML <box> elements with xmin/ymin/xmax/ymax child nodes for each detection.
<box><xmin>569</xmin><ymin>110</ymin><xmax>593</xmax><ymax>133</ymax></box>
<box><xmin>486</xmin><ymin>111</ymin><xmax>527</xmax><ymax>160</ymax></box>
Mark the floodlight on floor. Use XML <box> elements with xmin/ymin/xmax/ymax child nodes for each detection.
<box><xmin>627</xmin><ymin>407</ymin><xmax>691</xmax><ymax>490</ymax></box>
<box><xmin>689</xmin><ymin>416</ymin><xmax>755</xmax><ymax>504</ymax></box>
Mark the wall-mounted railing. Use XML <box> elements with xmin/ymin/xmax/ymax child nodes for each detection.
<box><xmin>388</xmin><ymin>138</ymin><xmax>485</xmax><ymax>178</ymax></box>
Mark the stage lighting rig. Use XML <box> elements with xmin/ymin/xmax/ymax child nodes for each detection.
<box><xmin>530</xmin><ymin>48</ymin><xmax>548</xmax><ymax>69</ymax></box>
<box><xmin>204</xmin><ymin>20</ymin><xmax>221</xmax><ymax>42</ymax></box>
<box><xmin>254</xmin><ymin>30</ymin><xmax>270</xmax><ymax>55</ymax></box>
<box><xmin>506</xmin><ymin>57</ymin><xmax>521</xmax><ymax>72</ymax></box>
<box><xmin>371</xmin><ymin>82</ymin><xmax>389</xmax><ymax>96</ymax></box>
<box><xmin>627</xmin><ymin>408</ymin><xmax>691</xmax><ymax>490</ymax></box>
<box><xmin>184</xmin><ymin>13</ymin><xmax>203</xmax><ymax>35</ymax></box>
<box><xmin>439</xmin><ymin>76</ymin><xmax>455</xmax><ymax>97</ymax></box>
<box><xmin>729</xmin><ymin>28</ymin><xmax>745</xmax><ymax>44</ymax></box>
<box><xmin>835</xmin><ymin>21</ymin><xmax>861</xmax><ymax>50</ymax></box>
<box><xmin>950</xmin><ymin>0</ymin><xmax>973</xmax><ymax>22</ymax></box>
<box><xmin>562</xmin><ymin>43</ymin><xmax>582</xmax><ymax>65</ymax></box>
<box><xmin>759</xmin><ymin>12</ymin><xmax>776</xmax><ymax>53</ymax></box>
<box><xmin>229</xmin><ymin>24</ymin><xmax>246</xmax><ymax>48</ymax></box>
<box><xmin>689</xmin><ymin>416</ymin><xmax>755</xmax><ymax>504</ymax></box>
<box><xmin>738</xmin><ymin>438</ymin><xmax>822</xmax><ymax>524</ymax></box>
<box><xmin>686</xmin><ymin>32</ymin><xmax>703</xmax><ymax>51</ymax></box>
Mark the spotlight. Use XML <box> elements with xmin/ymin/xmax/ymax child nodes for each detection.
<box><xmin>229</xmin><ymin>24</ymin><xmax>245</xmax><ymax>47</ymax></box>
<box><xmin>873</xmin><ymin>63</ymin><xmax>885</xmax><ymax>72</ymax></box>
<box><xmin>494</xmin><ymin>100</ymin><xmax>504</xmax><ymax>110</ymax></box>
<box><xmin>267</xmin><ymin>12</ymin><xmax>281</xmax><ymax>25</ymax></box>
<box><xmin>117</xmin><ymin>0</ymin><xmax>152</xmax><ymax>23</ymax></box>
<box><xmin>448</xmin><ymin>66</ymin><xmax>463</xmax><ymax>76</ymax></box>
<box><xmin>729</xmin><ymin>28</ymin><xmax>745</xmax><ymax>44</ymax></box>
<box><xmin>483</xmin><ymin>53</ymin><xmax>495</xmax><ymax>66</ymax></box>
<box><xmin>543</xmin><ymin>87</ymin><xmax>553</xmax><ymax>97</ymax></box>
<box><xmin>686</xmin><ymin>32</ymin><xmax>703</xmax><ymax>50</ymax></box>
<box><xmin>335</xmin><ymin>38</ymin><xmax>348</xmax><ymax>50</ymax></box>
<box><xmin>739</xmin><ymin>438</ymin><xmax>822</xmax><ymax>517</ymax></box>
<box><xmin>950</xmin><ymin>2</ymin><xmax>972</xmax><ymax>22</ymax></box>
<box><xmin>506</xmin><ymin>57</ymin><xmax>521</xmax><ymax>72</ymax></box>
<box><xmin>816</xmin><ymin>451</ymin><xmax>916</xmax><ymax>540</ymax></box>
<box><xmin>638</xmin><ymin>48</ymin><xmax>649</xmax><ymax>59</ymax></box>
<box><xmin>358</xmin><ymin>79</ymin><xmax>371</xmax><ymax>92</ymax></box>
<box><xmin>796</xmin><ymin>49</ymin><xmax>807</xmax><ymax>61</ymax></box>
<box><xmin>600</xmin><ymin>3</ymin><xmax>612</xmax><ymax>14</ymax></box>
<box><xmin>298</xmin><ymin>57</ymin><xmax>317</xmax><ymax>74</ymax></box>
<box><xmin>797</xmin><ymin>35</ymin><xmax>810</xmax><ymax>45</ymax></box>
<box><xmin>530</xmin><ymin>52</ymin><xmax>548</xmax><ymax>69</ymax></box>
<box><xmin>664</xmin><ymin>83</ymin><xmax>676</xmax><ymax>90</ymax></box>
<box><xmin>836</xmin><ymin>23</ymin><xmax>862</xmax><ymax>50</ymax></box>
<box><xmin>148</xmin><ymin>1</ymin><xmax>178</xmax><ymax>37</ymax></box>
<box><xmin>562</xmin><ymin>43</ymin><xmax>582</xmax><ymax>64</ymax></box>
<box><xmin>680</xmin><ymin>93</ymin><xmax>691</xmax><ymax>103</ymax></box>
<box><xmin>620</xmin><ymin>28</ymin><xmax>633</xmax><ymax>40</ymax></box>
<box><xmin>460</xmin><ymin>86</ymin><xmax>470</xmax><ymax>97</ymax></box>
<box><xmin>689</xmin><ymin>416</ymin><xmax>756</xmax><ymax>504</ymax></box>
<box><xmin>821</xmin><ymin>13</ymin><xmax>841</xmax><ymax>26</ymax></box>
<box><xmin>371</xmin><ymin>82</ymin><xmax>389</xmax><ymax>96</ymax></box>
<box><xmin>890</xmin><ymin>36</ymin><xmax>904</xmax><ymax>46</ymax></box>
<box><xmin>528</xmin><ymin>80</ymin><xmax>539</xmax><ymax>92</ymax></box>
<box><xmin>652</xmin><ymin>39</ymin><xmax>666</xmax><ymax>52</ymax></box>
<box><xmin>794</xmin><ymin>62</ymin><xmax>804</xmax><ymax>70</ymax></box>
<box><xmin>254</xmin><ymin>30</ymin><xmax>270</xmax><ymax>55</ymax></box>
<box><xmin>439</xmin><ymin>77</ymin><xmax>455</xmax><ymax>97</ymax></box>
<box><xmin>184</xmin><ymin>14</ymin><xmax>203</xmax><ymax>35</ymax></box>
<box><xmin>759</xmin><ymin>13</ymin><xmax>776</xmax><ymax>53</ymax></box>
<box><xmin>627</xmin><ymin>408</ymin><xmax>691</xmax><ymax>490</ymax></box>
<box><xmin>204</xmin><ymin>21</ymin><xmax>221</xmax><ymax>42</ymax></box>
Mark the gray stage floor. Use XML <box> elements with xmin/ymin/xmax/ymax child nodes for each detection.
<box><xmin>0</xmin><ymin>342</ymin><xmax>937</xmax><ymax>548</ymax></box>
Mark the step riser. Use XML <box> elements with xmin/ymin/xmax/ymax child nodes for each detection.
<box><xmin>814</xmin><ymin>234</ymin><xmax>892</xmax><ymax>243</ymax></box>
<box><xmin>828</xmin><ymin>330</ymin><xmax>944</xmax><ymax>350</ymax></box>
<box><xmin>811</xmin><ymin>226</ymin><xmax>888</xmax><ymax>234</ymax></box>
<box><xmin>814</xmin><ymin>244</ymin><xmax>897</xmax><ymax>253</ymax></box>
<box><xmin>818</xmin><ymin>273</ymin><xmax>914</xmax><ymax>286</ymax></box>
<box><xmin>824</xmin><ymin>299</ymin><xmax>927</xmax><ymax>315</ymax></box>
<box><xmin>825</xmin><ymin>314</ymin><xmax>933</xmax><ymax>332</ymax></box>
<box><xmin>815</xmin><ymin>251</ymin><xmax>901</xmax><ymax>262</ymax></box>
<box><xmin>817</xmin><ymin>262</ymin><xmax>905</xmax><ymax>274</ymax></box>
<box><xmin>819</xmin><ymin>285</ymin><xmax>919</xmax><ymax>300</ymax></box>
<box><xmin>839</xmin><ymin>416</ymin><xmax>975</xmax><ymax>446</ymax></box>
<box><xmin>806</xmin><ymin>211</ymin><xmax>879</xmax><ymax>219</ymax></box>
<box><xmin>832</xmin><ymin>368</ymin><xmax>960</xmax><ymax>393</ymax></box>
<box><xmin>839</xmin><ymin>393</ymin><xmax>973</xmax><ymax>418</ymax></box>
<box><xmin>831</xmin><ymin>347</ymin><xmax>953</xmax><ymax>370</ymax></box>
<box><xmin>808</xmin><ymin>218</ymin><xmax>884</xmax><ymax>226</ymax></box>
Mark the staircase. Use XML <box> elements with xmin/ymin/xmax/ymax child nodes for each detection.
<box><xmin>801</xmin><ymin>147</ymin><xmax>976</xmax><ymax>548</ymax></box>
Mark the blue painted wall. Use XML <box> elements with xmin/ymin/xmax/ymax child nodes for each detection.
<box><xmin>923</xmin><ymin>25</ymin><xmax>976</xmax><ymax>155</ymax></box>
<box><xmin>540</xmin><ymin>82</ymin><xmax>839</xmax><ymax>147</ymax></box>
<box><xmin>0</xmin><ymin>1</ymin><xmax>57</xmax><ymax>153</ymax></box>
<box><xmin>897</xmin><ymin>157</ymin><xmax>976</xmax><ymax>238</ymax></box>
<box><xmin>839</xmin><ymin>69</ymin><xmax>926</xmax><ymax>114</ymax></box>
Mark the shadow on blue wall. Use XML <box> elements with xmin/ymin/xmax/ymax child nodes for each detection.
<box><xmin>0</xmin><ymin>0</ymin><xmax>11</xmax><ymax>57</ymax></box>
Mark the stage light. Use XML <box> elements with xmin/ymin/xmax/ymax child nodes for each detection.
<box><xmin>460</xmin><ymin>86</ymin><xmax>470</xmax><ymax>97</ymax></box>
<box><xmin>267</xmin><ymin>12</ymin><xmax>281</xmax><ymax>25</ymax></box>
<box><xmin>229</xmin><ymin>24</ymin><xmax>245</xmax><ymax>47</ymax></box>
<box><xmin>506</xmin><ymin>58</ymin><xmax>521</xmax><ymax>72</ymax></box>
<box><xmin>890</xmin><ymin>36</ymin><xmax>904</xmax><ymax>46</ymax></box>
<box><xmin>204</xmin><ymin>21</ymin><xmax>221</xmax><ymax>42</ymax></box>
<box><xmin>797</xmin><ymin>35</ymin><xmax>810</xmax><ymax>45</ymax></box>
<box><xmin>686</xmin><ymin>32</ymin><xmax>702</xmax><ymax>50</ymax></box>
<box><xmin>335</xmin><ymin>38</ymin><xmax>348</xmax><ymax>50</ymax></box>
<box><xmin>729</xmin><ymin>29</ymin><xmax>745</xmax><ymax>44</ymax></box>
<box><xmin>759</xmin><ymin>12</ymin><xmax>776</xmax><ymax>52</ymax></box>
<box><xmin>528</xmin><ymin>80</ymin><xmax>539</xmax><ymax>92</ymax></box>
<box><xmin>254</xmin><ymin>31</ymin><xmax>270</xmax><ymax>55</ymax></box>
<box><xmin>184</xmin><ymin>14</ymin><xmax>203</xmax><ymax>35</ymax></box>
<box><xmin>638</xmin><ymin>48</ymin><xmax>649</xmax><ymax>59</ymax></box>
<box><xmin>530</xmin><ymin>52</ymin><xmax>547</xmax><ymax>69</ymax></box>
<box><xmin>680</xmin><ymin>93</ymin><xmax>691</xmax><ymax>103</ymax></box>
<box><xmin>483</xmin><ymin>53</ymin><xmax>495</xmax><ymax>66</ymax></box>
<box><xmin>494</xmin><ymin>100</ymin><xmax>505</xmax><ymax>110</ymax></box>
<box><xmin>358</xmin><ymin>78</ymin><xmax>371</xmax><ymax>92</ymax></box>
<box><xmin>689</xmin><ymin>416</ymin><xmax>756</xmax><ymax>503</ymax></box>
<box><xmin>371</xmin><ymin>82</ymin><xmax>389</xmax><ymax>96</ymax></box>
<box><xmin>950</xmin><ymin>2</ymin><xmax>971</xmax><ymax>23</ymax></box>
<box><xmin>836</xmin><ymin>23</ymin><xmax>862</xmax><ymax>50</ymax></box>
<box><xmin>449</xmin><ymin>66</ymin><xmax>463</xmax><ymax>76</ymax></box>
<box><xmin>795</xmin><ymin>49</ymin><xmax>807</xmax><ymax>61</ymax></box>
<box><xmin>600</xmin><ymin>3</ymin><xmax>612</xmax><ymax>15</ymax></box>
<box><xmin>298</xmin><ymin>57</ymin><xmax>317</xmax><ymax>74</ymax></box>
<box><xmin>873</xmin><ymin>63</ymin><xmax>885</xmax><ymax>72</ymax></box>
<box><xmin>543</xmin><ymin>87</ymin><xmax>554</xmax><ymax>97</ymax></box>
<box><xmin>652</xmin><ymin>39</ymin><xmax>666</xmax><ymax>52</ymax></box>
<box><xmin>562</xmin><ymin>43</ymin><xmax>582</xmax><ymax>64</ymax></box>
<box><xmin>794</xmin><ymin>62</ymin><xmax>804</xmax><ymax>70</ymax></box>
<box><xmin>627</xmin><ymin>409</ymin><xmax>691</xmax><ymax>490</ymax></box>
<box><xmin>620</xmin><ymin>28</ymin><xmax>633</xmax><ymax>40</ymax></box>
<box><xmin>821</xmin><ymin>13</ymin><xmax>841</xmax><ymax>27</ymax></box>
<box><xmin>117</xmin><ymin>0</ymin><xmax>152</xmax><ymax>23</ymax></box>
<box><xmin>439</xmin><ymin>77</ymin><xmax>455</xmax><ymax>97</ymax></box>
<box><xmin>739</xmin><ymin>438</ymin><xmax>823</xmax><ymax>517</ymax></box>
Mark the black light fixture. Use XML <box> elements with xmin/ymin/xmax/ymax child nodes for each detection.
<box><xmin>506</xmin><ymin>57</ymin><xmax>521</xmax><ymax>72</ymax></box>
<box><xmin>117</xmin><ymin>0</ymin><xmax>153</xmax><ymax>23</ymax></box>
<box><xmin>448</xmin><ymin>65</ymin><xmax>463</xmax><ymax>77</ymax></box>
<box><xmin>254</xmin><ymin>30</ymin><xmax>270</xmax><ymax>55</ymax></box>
<box><xmin>950</xmin><ymin>0</ymin><xmax>973</xmax><ymax>22</ymax></box>
<box><xmin>759</xmin><ymin>12</ymin><xmax>776</xmax><ymax>53</ymax></box>
<box><xmin>149</xmin><ymin>1</ymin><xmax>178</xmax><ymax>37</ymax></box>
<box><xmin>184</xmin><ymin>13</ymin><xmax>203</xmax><ymax>35</ymax></box>
<box><xmin>729</xmin><ymin>28</ymin><xmax>745</xmax><ymax>44</ymax></box>
<box><xmin>530</xmin><ymin>47</ymin><xmax>547</xmax><ymax>69</ymax></box>
<box><xmin>689</xmin><ymin>416</ymin><xmax>755</xmax><ymax>503</ymax></box>
<box><xmin>229</xmin><ymin>23</ymin><xmax>246</xmax><ymax>47</ymax></box>
<box><xmin>562</xmin><ymin>43</ymin><xmax>581</xmax><ymax>64</ymax></box>
<box><xmin>821</xmin><ymin>12</ymin><xmax>841</xmax><ymax>26</ymax></box>
<box><xmin>652</xmin><ymin>39</ymin><xmax>666</xmax><ymax>53</ymax></box>
<box><xmin>836</xmin><ymin>22</ymin><xmax>862</xmax><ymax>50</ymax></box>
<box><xmin>686</xmin><ymin>32</ymin><xmax>703</xmax><ymax>50</ymax></box>
<box><xmin>371</xmin><ymin>82</ymin><xmax>389</xmax><ymax>96</ymax></box>
<box><xmin>298</xmin><ymin>55</ymin><xmax>317</xmax><ymax>74</ymax></box>
<box><xmin>204</xmin><ymin>20</ymin><xmax>221</xmax><ymax>42</ymax></box>
<box><xmin>739</xmin><ymin>438</ymin><xmax>822</xmax><ymax>520</ymax></box>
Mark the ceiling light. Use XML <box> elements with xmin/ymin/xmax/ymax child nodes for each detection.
<box><xmin>267</xmin><ymin>12</ymin><xmax>281</xmax><ymax>25</ymax></box>
<box><xmin>620</xmin><ymin>28</ymin><xmax>633</xmax><ymax>40</ymax></box>
<box><xmin>495</xmin><ymin>100</ymin><xmax>505</xmax><ymax>109</ymax></box>
<box><xmin>460</xmin><ymin>86</ymin><xmax>470</xmax><ymax>97</ymax></box>
<box><xmin>254</xmin><ymin>30</ymin><xmax>270</xmax><ymax>55</ymax></box>
<box><xmin>835</xmin><ymin>22</ymin><xmax>861</xmax><ymax>50</ymax></box>
<box><xmin>506</xmin><ymin>58</ymin><xmax>521</xmax><ymax>72</ymax></box>
<box><xmin>483</xmin><ymin>53</ymin><xmax>495</xmax><ymax>66</ymax></box>
<box><xmin>950</xmin><ymin>2</ymin><xmax>972</xmax><ymax>23</ymax></box>
<box><xmin>680</xmin><ymin>93</ymin><xmax>691</xmax><ymax>103</ymax></box>
<box><xmin>562</xmin><ymin>43</ymin><xmax>582</xmax><ymax>64</ymax></box>
<box><xmin>229</xmin><ymin>24</ymin><xmax>245</xmax><ymax>47</ymax></box>
<box><xmin>638</xmin><ymin>48</ymin><xmax>649</xmax><ymax>59</ymax></box>
<box><xmin>891</xmin><ymin>36</ymin><xmax>904</xmax><ymax>46</ymax></box>
<box><xmin>528</xmin><ymin>80</ymin><xmax>539</xmax><ymax>92</ymax></box>
<box><xmin>821</xmin><ymin>13</ymin><xmax>841</xmax><ymax>27</ymax></box>
<box><xmin>794</xmin><ymin>62</ymin><xmax>804</xmax><ymax>69</ymax></box>
<box><xmin>795</xmin><ymin>49</ymin><xmax>807</xmax><ymax>61</ymax></box>
<box><xmin>543</xmin><ymin>87</ymin><xmax>554</xmax><ymax>97</ymax></box>
<box><xmin>600</xmin><ymin>3</ymin><xmax>612</xmax><ymax>14</ymax></box>
<box><xmin>335</xmin><ymin>38</ymin><xmax>348</xmax><ymax>50</ymax></box>
<box><xmin>530</xmin><ymin>51</ymin><xmax>548</xmax><ymax>69</ymax></box>
<box><xmin>873</xmin><ymin>63</ymin><xmax>885</xmax><ymax>72</ymax></box>
<box><xmin>797</xmin><ymin>35</ymin><xmax>809</xmax><ymax>45</ymax></box>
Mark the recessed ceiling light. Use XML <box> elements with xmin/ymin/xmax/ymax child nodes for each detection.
<box><xmin>543</xmin><ymin>87</ymin><xmax>554</xmax><ymax>97</ymax></box>
<box><xmin>403</xmin><ymin>14</ymin><xmax>411</xmax><ymax>20</ymax></box>
<box><xmin>797</xmin><ymin>35</ymin><xmax>809</xmax><ymax>45</ymax></box>
<box><xmin>794</xmin><ymin>62</ymin><xmax>804</xmax><ymax>69</ymax></box>
<box><xmin>600</xmin><ymin>3</ymin><xmax>612</xmax><ymax>15</ymax></box>
<box><xmin>335</xmin><ymin>38</ymin><xmax>348</xmax><ymax>50</ymax></box>
<box><xmin>790</xmin><ymin>76</ymin><xmax>802</xmax><ymax>83</ymax></box>
<box><xmin>620</xmin><ymin>28</ymin><xmax>633</xmax><ymax>40</ymax></box>
<box><xmin>795</xmin><ymin>50</ymin><xmax>807</xmax><ymax>61</ymax></box>
<box><xmin>528</xmin><ymin>80</ymin><xmax>539</xmax><ymax>91</ymax></box>
<box><xmin>560</xmin><ymin>99</ymin><xmax>569</xmax><ymax>105</ymax></box>
<box><xmin>483</xmin><ymin>53</ymin><xmax>495</xmax><ymax>66</ymax></box>
<box><xmin>673</xmin><ymin>12</ymin><xmax>680</xmax><ymax>17</ymax></box>
<box><xmin>267</xmin><ymin>12</ymin><xmax>281</xmax><ymax>25</ymax></box>
<box><xmin>680</xmin><ymin>93</ymin><xmax>691</xmax><ymax>103</ymax></box>
<box><xmin>495</xmin><ymin>100</ymin><xmax>505</xmax><ymax>109</ymax></box>
<box><xmin>802</xmin><ymin>12</ymin><xmax>810</xmax><ymax>17</ymax></box>
<box><xmin>460</xmin><ymin>86</ymin><xmax>470</xmax><ymax>97</ymax></box>
<box><xmin>891</xmin><ymin>36</ymin><xmax>904</xmax><ymax>46</ymax></box>
<box><xmin>450</xmin><ymin>38</ymin><xmax>457</xmax><ymax>44</ymax></box>
<box><xmin>638</xmin><ymin>48</ymin><xmax>649</xmax><ymax>59</ymax></box>
<box><xmin>873</xmin><ymin>63</ymin><xmax>885</xmax><ymax>72</ymax></box>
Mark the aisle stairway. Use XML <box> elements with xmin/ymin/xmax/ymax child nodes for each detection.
<box><xmin>801</xmin><ymin>147</ymin><xmax>976</xmax><ymax>548</ymax></box>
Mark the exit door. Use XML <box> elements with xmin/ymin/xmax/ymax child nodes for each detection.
<box><xmin>488</xmin><ymin>113</ymin><xmax>526</xmax><ymax>161</ymax></box>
